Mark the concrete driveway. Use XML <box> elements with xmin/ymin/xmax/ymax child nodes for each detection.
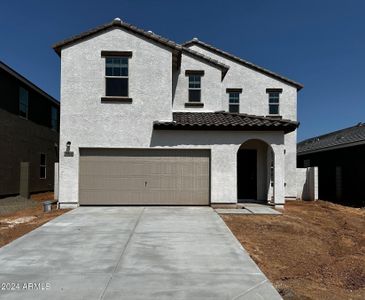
<box><xmin>0</xmin><ymin>207</ymin><xmax>281</xmax><ymax>300</ymax></box>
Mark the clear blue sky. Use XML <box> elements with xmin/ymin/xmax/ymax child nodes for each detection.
<box><xmin>1</xmin><ymin>0</ymin><xmax>364</xmax><ymax>141</ymax></box>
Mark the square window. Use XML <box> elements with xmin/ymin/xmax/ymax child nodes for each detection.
<box><xmin>189</xmin><ymin>90</ymin><xmax>201</xmax><ymax>102</ymax></box>
<box><xmin>106</xmin><ymin>78</ymin><xmax>128</xmax><ymax>96</ymax></box>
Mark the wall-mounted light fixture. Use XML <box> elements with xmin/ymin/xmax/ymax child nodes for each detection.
<box><xmin>64</xmin><ymin>141</ymin><xmax>74</xmax><ymax>157</ymax></box>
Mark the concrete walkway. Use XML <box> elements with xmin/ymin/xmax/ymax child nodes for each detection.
<box><xmin>0</xmin><ymin>207</ymin><xmax>281</xmax><ymax>300</ymax></box>
<box><xmin>216</xmin><ymin>203</ymin><xmax>282</xmax><ymax>215</ymax></box>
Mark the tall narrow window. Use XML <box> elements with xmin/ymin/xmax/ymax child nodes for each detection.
<box><xmin>19</xmin><ymin>87</ymin><xmax>29</xmax><ymax>118</ymax></box>
<box><xmin>51</xmin><ymin>107</ymin><xmax>58</xmax><ymax>131</ymax></box>
<box><xmin>40</xmin><ymin>153</ymin><xmax>46</xmax><ymax>179</ymax></box>
<box><xmin>229</xmin><ymin>92</ymin><xmax>240</xmax><ymax>113</ymax></box>
<box><xmin>105</xmin><ymin>57</ymin><xmax>128</xmax><ymax>96</ymax></box>
<box><xmin>188</xmin><ymin>75</ymin><xmax>201</xmax><ymax>102</ymax></box>
<box><xmin>267</xmin><ymin>89</ymin><xmax>282</xmax><ymax>115</ymax></box>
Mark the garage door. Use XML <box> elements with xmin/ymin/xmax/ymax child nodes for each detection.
<box><xmin>79</xmin><ymin>149</ymin><xmax>210</xmax><ymax>205</ymax></box>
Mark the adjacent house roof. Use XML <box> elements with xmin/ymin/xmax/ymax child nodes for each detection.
<box><xmin>297</xmin><ymin>123</ymin><xmax>365</xmax><ymax>154</ymax></box>
<box><xmin>183</xmin><ymin>39</ymin><xmax>303</xmax><ymax>90</ymax></box>
<box><xmin>0</xmin><ymin>61</ymin><xmax>59</xmax><ymax>106</ymax></box>
<box><xmin>154</xmin><ymin>112</ymin><xmax>298</xmax><ymax>133</ymax></box>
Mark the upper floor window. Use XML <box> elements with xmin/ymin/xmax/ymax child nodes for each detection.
<box><xmin>267</xmin><ymin>88</ymin><xmax>282</xmax><ymax>115</ymax></box>
<box><xmin>19</xmin><ymin>87</ymin><xmax>28</xmax><ymax>118</ymax></box>
<box><xmin>226</xmin><ymin>89</ymin><xmax>242</xmax><ymax>113</ymax></box>
<box><xmin>40</xmin><ymin>153</ymin><xmax>46</xmax><ymax>179</ymax></box>
<box><xmin>185</xmin><ymin>70</ymin><xmax>204</xmax><ymax>103</ymax></box>
<box><xmin>105</xmin><ymin>57</ymin><xmax>129</xmax><ymax>97</ymax></box>
<box><xmin>51</xmin><ymin>107</ymin><xmax>58</xmax><ymax>131</ymax></box>
<box><xmin>188</xmin><ymin>75</ymin><xmax>201</xmax><ymax>102</ymax></box>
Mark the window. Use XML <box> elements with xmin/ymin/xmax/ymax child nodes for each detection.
<box><xmin>188</xmin><ymin>75</ymin><xmax>201</xmax><ymax>102</ymax></box>
<box><xmin>303</xmin><ymin>159</ymin><xmax>310</xmax><ymax>168</ymax></box>
<box><xmin>40</xmin><ymin>153</ymin><xmax>46</xmax><ymax>179</ymax></box>
<box><xmin>229</xmin><ymin>92</ymin><xmax>240</xmax><ymax>113</ymax></box>
<box><xmin>19</xmin><ymin>87</ymin><xmax>29</xmax><ymax>118</ymax></box>
<box><xmin>105</xmin><ymin>57</ymin><xmax>128</xmax><ymax>96</ymax></box>
<box><xmin>51</xmin><ymin>107</ymin><xmax>58</xmax><ymax>131</ymax></box>
<box><xmin>268</xmin><ymin>91</ymin><xmax>280</xmax><ymax>115</ymax></box>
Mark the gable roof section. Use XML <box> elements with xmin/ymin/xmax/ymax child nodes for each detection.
<box><xmin>0</xmin><ymin>61</ymin><xmax>59</xmax><ymax>106</ymax></box>
<box><xmin>53</xmin><ymin>18</ymin><xmax>228</xmax><ymax>75</ymax></box>
<box><xmin>298</xmin><ymin>123</ymin><xmax>365</xmax><ymax>154</ymax></box>
<box><xmin>53</xmin><ymin>18</ymin><xmax>180</xmax><ymax>54</ymax></box>
<box><xmin>154</xmin><ymin>112</ymin><xmax>298</xmax><ymax>133</ymax></box>
<box><xmin>183</xmin><ymin>39</ymin><xmax>303</xmax><ymax>90</ymax></box>
<box><xmin>182</xmin><ymin>47</ymin><xmax>229</xmax><ymax>73</ymax></box>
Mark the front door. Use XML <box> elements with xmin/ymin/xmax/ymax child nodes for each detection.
<box><xmin>237</xmin><ymin>149</ymin><xmax>257</xmax><ymax>200</ymax></box>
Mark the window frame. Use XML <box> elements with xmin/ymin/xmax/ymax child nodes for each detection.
<box><xmin>19</xmin><ymin>87</ymin><xmax>29</xmax><ymax>119</ymax></box>
<box><xmin>40</xmin><ymin>153</ymin><xmax>46</xmax><ymax>180</ymax></box>
<box><xmin>266</xmin><ymin>88</ymin><xmax>282</xmax><ymax>116</ymax></box>
<box><xmin>226</xmin><ymin>88</ymin><xmax>242</xmax><ymax>113</ymax></box>
<box><xmin>104</xmin><ymin>56</ymin><xmax>129</xmax><ymax>97</ymax></box>
<box><xmin>188</xmin><ymin>74</ymin><xmax>202</xmax><ymax>102</ymax></box>
<box><xmin>228</xmin><ymin>92</ymin><xmax>240</xmax><ymax>113</ymax></box>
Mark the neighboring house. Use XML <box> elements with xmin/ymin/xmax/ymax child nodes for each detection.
<box><xmin>297</xmin><ymin>123</ymin><xmax>365</xmax><ymax>207</ymax></box>
<box><xmin>0</xmin><ymin>61</ymin><xmax>59</xmax><ymax>197</ymax></box>
<box><xmin>53</xmin><ymin>18</ymin><xmax>303</xmax><ymax>208</ymax></box>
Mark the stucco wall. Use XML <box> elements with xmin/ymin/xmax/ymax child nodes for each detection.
<box><xmin>186</xmin><ymin>44</ymin><xmax>298</xmax><ymax>198</ymax></box>
<box><xmin>58</xmin><ymin>27</ymin><xmax>294</xmax><ymax>206</ymax></box>
<box><xmin>173</xmin><ymin>54</ymin><xmax>223</xmax><ymax>111</ymax></box>
<box><xmin>59</xmin><ymin>28</ymin><xmax>173</xmax><ymax>205</ymax></box>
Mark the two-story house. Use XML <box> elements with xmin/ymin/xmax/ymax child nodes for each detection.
<box><xmin>0</xmin><ymin>61</ymin><xmax>59</xmax><ymax>197</ymax></box>
<box><xmin>53</xmin><ymin>18</ymin><xmax>302</xmax><ymax>209</ymax></box>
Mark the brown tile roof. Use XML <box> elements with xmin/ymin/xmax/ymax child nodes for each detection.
<box><xmin>53</xmin><ymin>18</ymin><xmax>181</xmax><ymax>54</ymax></box>
<box><xmin>297</xmin><ymin>123</ymin><xmax>365</xmax><ymax>154</ymax></box>
<box><xmin>182</xmin><ymin>47</ymin><xmax>229</xmax><ymax>73</ymax></box>
<box><xmin>154</xmin><ymin>112</ymin><xmax>298</xmax><ymax>133</ymax></box>
<box><xmin>183</xmin><ymin>39</ymin><xmax>303</xmax><ymax>90</ymax></box>
<box><xmin>52</xmin><ymin>18</ymin><xmax>229</xmax><ymax>74</ymax></box>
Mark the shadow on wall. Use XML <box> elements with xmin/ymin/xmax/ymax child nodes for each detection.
<box><xmin>150</xmin><ymin>130</ymin><xmax>285</xmax><ymax>147</ymax></box>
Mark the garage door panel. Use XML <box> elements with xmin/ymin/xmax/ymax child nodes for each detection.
<box><xmin>79</xmin><ymin>149</ymin><xmax>210</xmax><ymax>205</ymax></box>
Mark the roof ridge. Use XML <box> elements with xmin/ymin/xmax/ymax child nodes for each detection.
<box><xmin>53</xmin><ymin>18</ymin><xmax>182</xmax><ymax>54</ymax></box>
<box><xmin>183</xmin><ymin>39</ymin><xmax>303</xmax><ymax>90</ymax></box>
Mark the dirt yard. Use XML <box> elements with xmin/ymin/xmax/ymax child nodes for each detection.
<box><xmin>0</xmin><ymin>192</ymin><xmax>70</xmax><ymax>248</ymax></box>
<box><xmin>222</xmin><ymin>201</ymin><xmax>365</xmax><ymax>300</ymax></box>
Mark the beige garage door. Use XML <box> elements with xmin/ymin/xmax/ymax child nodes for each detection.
<box><xmin>79</xmin><ymin>149</ymin><xmax>210</xmax><ymax>205</ymax></box>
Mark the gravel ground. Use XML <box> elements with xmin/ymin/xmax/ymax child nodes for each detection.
<box><xmin>0</xmin><ymin>195</ymin><xmax>39</xmax><ymax>216</ymax></box>
<box><xmin>222</xmin><ymin>200</ymin><xmax>365</xmax><ymax>300</ymax></box>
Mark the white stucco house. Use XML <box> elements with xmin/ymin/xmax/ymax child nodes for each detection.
<box><xmin>53</xmin><ymin>18</ymin><xmax>303</xmax><ymax>209</ymax></box>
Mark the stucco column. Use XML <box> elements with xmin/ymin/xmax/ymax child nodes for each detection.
<box><xmin>272</xmin><ymin>144</ymin><xmax>285</xmax><ymax>209</ymax></box>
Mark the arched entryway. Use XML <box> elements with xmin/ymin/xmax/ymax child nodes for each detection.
<box><xmin>237</xmin><ymin>139</ymin><xmax>273</xmax><ymax>203</ymax></box>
